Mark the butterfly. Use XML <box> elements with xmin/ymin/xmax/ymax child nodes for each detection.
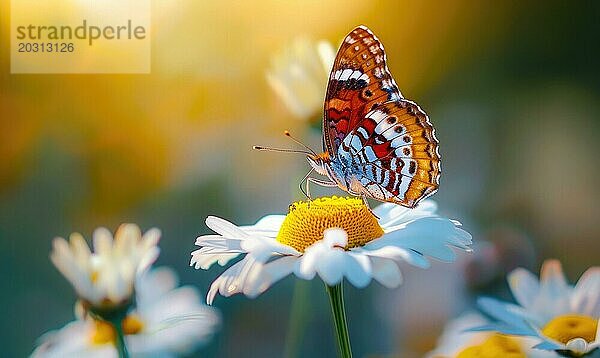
<box><xmin>301</xmin><ymin>25</ymin><xmax>441</xmax><ymax>208</ymax></box>
<box><xmin>257</xmin><ymin>26</ymin><xmax>440</xmax><ymax>208</ymax></box>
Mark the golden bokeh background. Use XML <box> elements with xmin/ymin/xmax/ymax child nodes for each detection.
<box><xmin>1</xmin><ymin>1</ymin><xmax>598</xmax><ymax>356</ymax></box>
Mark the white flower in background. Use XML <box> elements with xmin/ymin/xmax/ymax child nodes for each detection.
<box><xmin>190</xmin><ymin>196</ymin><xmax>472</xmax><ymax>304</ymax></box>
<box><xmin>32</xmin><ymin>267</ymin><xmax>220</xmax><ymax>357</ymax></box>
<box><xmin>427</xmin><ymin>311</ymin><xmax>558</xmax><ymax>357</ymax></box>
<box><xmin>50</xmin><ymin>224</ymin><xmax>160</xmax><ymax>310</ymax></box>
<box><xmin>473</xmin><ymin>260</ymin><xmax>600</xmax><ymax>357</ymax></box>
<box><xmin>267</xmin><ymin>37</ymin><xmax>335</xmax><ymax>120</ymax></box>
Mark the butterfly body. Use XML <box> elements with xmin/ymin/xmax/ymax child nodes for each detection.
<box><xmin>308</xmin><ymin>26</ymin><xmax>441</xmax><ymax>208</ymax></box>
<box><xmin>308</xmin><ymin>152</ymin><xmax>351</xmax><ymax>193</ymax></box>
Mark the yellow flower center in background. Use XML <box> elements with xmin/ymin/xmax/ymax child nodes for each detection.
<box><xmin>276</xmin><ymin>196</ymin><xmax>384</xmax><ymax>252</ymax></box>
<box><xmin>542</xmin><ymin>314</ymin><xmax>597</xmax><ymax>345</ymax></box>
<box><xmin>90</xmin><ymin>314</ymin><xmax>144</xmax><ymax>345</ymax></box>
<box><xmin>457</xmin><ymin>334</ymin><xmax>525</xmax><ymax>358</ymax></box>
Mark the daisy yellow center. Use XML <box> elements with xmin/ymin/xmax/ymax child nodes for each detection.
<box><xmin>90</xmin><ymin>314</ymin><xmax>144</xmax><ymax>345</ymax></box>
<box><xmin>276</xmin><ymin>196</ymin><xmax>384</xmax><ymax>252</ymax></box>
<box><xmin>541</xmin><ymin>314</ymin><xmax>597</xmax><ymax>345</ymax></box>
<box><xmin>457</xmin><ymin>334</ymin><xmax>526</xmax><ymax>358</ymax></box>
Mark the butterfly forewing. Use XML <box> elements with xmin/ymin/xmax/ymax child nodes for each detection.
<box><xmin>323</xmin><ymin>26</ymin><xmax>402</xmax><ymax>158</ymax></box>
<box><xmin>323</xmin><ymin>26</ymin><xmax>441</xmax><ymax>208</ymax></box>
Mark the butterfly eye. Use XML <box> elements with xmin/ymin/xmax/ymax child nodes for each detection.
<box><xmin>386</xmin><ymin>116</ymin><xmax>397</xmax><ymax>124</ymax></box>
<box><xmin>403</xmin><ymin>148</ymin><xmax>411</xmax><ymax>156</ymax></box>
<box><xmin>363</xmin><ymin>89</ymin><xmax>373</xmax><ymax>98</ymax></box>
<box><xmin>370</xmin><ymin>103</ymin><xmax>380</xmax><ymax>111</ymax></box>
<box><xmin>402</xmin><ymin>135</ymin><xmax>411</xmax><ymax>143</ymax></box>
<box><xmin>394</xmin><ymin>125</ymin><xmax>404</xmax><ymax>133</ymax></box>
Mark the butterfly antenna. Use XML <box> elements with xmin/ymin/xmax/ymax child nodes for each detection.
<box><xmin>252</xmin><ymin>145</ymin><xmax>312</xmax><ymax>155</ymax></box>
<box><xmin>284</xmin><ymin>130</ymin><xmax>317</xmax><ymax>156</ymax></box>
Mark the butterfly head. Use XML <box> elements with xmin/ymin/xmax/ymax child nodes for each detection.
<box><xmin>307</xmin><ymin>152</ymin><xmax>331</xmax><ymax>176</ymax></box>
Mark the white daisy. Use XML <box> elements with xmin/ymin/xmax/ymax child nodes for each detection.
<box><xmin>266</xmin><ymin>37</ymin><xmax>335</xmax><ymax>120</ymax></box>
<box><xmin>427</xmin><ymin>311</ymin><xmax>558</xmax><ymax>357</ymax></box>
<box><xmin>32</xmin><ymin>266</ymin><xmax>220</xmax><ymax>357</ymax></box>
<box><xmin>190</xmin><ymin>196</ymin><xmax>472</xmax><ymax>304</ymax></box>
<box><xmin>473</xmin><ymin>260</ymin><xmax>600</xmax><ymax>357</ymax></box>
<box><xmin>50</xmin><ymin>224</ymin><xmax>160</xmax><ymax>312</ymax></box>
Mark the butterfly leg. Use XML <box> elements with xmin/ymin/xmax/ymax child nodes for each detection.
<box><xmin>306</xmin><ymin>177</ymin><xmax>338</xmax><ymax>204</ymax></box>
<box><xmin>298</xmin><ymin>168</ymin><xmax>314</xmax><ymax>200</ymax></box>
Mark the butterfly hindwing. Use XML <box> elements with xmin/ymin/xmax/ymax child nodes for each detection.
<box><xmin>321</xmin><ymin>26</ymin><xmax>441</xmax><ymax>208</ymax></box>
<box><xmin>338</xmin><ymin>100</ymin><xmax>441</xmax><ymax>207</ymax></box>
<box><xmin>323</xmin><ymin>26</ymin><xmax>403</xmax><ymax>158</ymax></box>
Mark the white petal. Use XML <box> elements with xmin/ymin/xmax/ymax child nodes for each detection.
<box><xmin>50</xmin><ymin>238</ymin><xmax>76</xmax><ymax>275</ymax></box>
<box><xmin>31</xmin><ymin>320</ymin><xmax>100</xmax><ymax>357</ymax></box>
<box><xmin>323</xmin><ymin>228</ymin><xmax>348</xmax><ymax>248</ymax></box>
<box><xmin>241</xmin><ymin>215</ymin><xmax>285</xmax><ymax>236</ymax></box>
<box><xmin>537</xmin><ymin>260</ymin><xmax>571</xmax><ymax>317</ymax></box>
<box><xmin>532</xmin><ymin>339</ymin><xmax>562</xmax><ymax>351</ymax></box>
<box><xmin>141</xmin><ymin>227</ymin><xmax>161</xmax><ymax>250</ymax></box>
<box><xmin>206</xmin><ymin>256</ymin><xmax>258</xmax><ymax>305</ymax></box>
<box><xmin>297</xmin><ymin>229</ymin><xmax>349</xmax><ymax>286</ymax></box>
<box><xmin>190</xmin><ymin>249</ymin><xmax>241</xmax><ymax>270</ymax></box>
<box><xmin>315</xmin><ymin>248</ymin><xmax>346</xmax><ymax>286</ymax></box>
<box><xmin>344</xmin><ymin>253</ymin><xmax>372</xmax><ymax>288</ymax></box>
<box><xmin>476</xmin><ymin>297</ymin><xmax>537</xmax><ymax>336</ymax></box>
<box><xmin>296</xmin><ymin>249</ymin><xmax>318</xmax><ymax>280</ymax></box>
<box><xmin>370</xmin><ymin>257</ymin><xmax>402</xmax><ymax>288</ymax></box>
<box><xmin>195</xmin><ymin>234</ymin><xmax>244</xmax><ymax>251</ymax></box>
<box><xmin>50</xmin><ymin>238</ymin><xmax>95</xmax><ymax>300</ymax></box>
<box><xmin>115</xmin><ymin>224</ymin><xmax>141</xmax><ymax>254</ymax></box>
<box><xmin>92</xmin><ymin>227</ymin><xmax>113</xmax><ymax>256</ymax></box>
<box><xmin>129</xmin><ymin>285</ymin><xmax>220</xmax><ymax>353</ymax></box>
<box><xmin>375</xmin><ymin>199</ymin><xmax>438</xmax><ymax>228</ymax></box>
<box><xmin>565</xmin><ymin>338</ymin><xmax>588</xmax><ymax>354</ymax></box>
<box><xmin>109</xmin><ymin>268</ymin><xmax>130</xmax><ymax>302</ymax></box>
<box><xmin>136</xmin><ymin>267</ymin><xmax>179</xmax><ymax>307</ymax></box>
<box><xmin>508</xmin><ymin>268</ymin><xmax>541</xmax><ymax>309</ymax></box>
<box><xmin>359</xmin><ymin>245</ymin><xmax>429</xmax><ymax>268</ymax></box>
<box><xmin>137</xmin><ymin>246</ymin><xmax>160</xmax><ymax>273</ymax></box>
<box><xmin>370</xmin><ymin>217</ymin><xmax>472</xmax><ymax>262</ymax></box>
<box><xmin>205</xmin><ymin>216</ymin><xmax>251</xmax><ymax>239</ymax></box>
<box><xmin>426</xmin><ymin>312</ymin><xmax>489</xmax><ymax>358</ymax></box>
<box><xmin>571</xmin><ymin>266</ymin><xmax>600</xmax><ymax>317</ymax></box>
<box><xmin>68</xmin><ymin>233</ymin><xmax>91</xmax><ymax>266</ymax></box>
<box><xmin>373</xmin><ymin>202</ymin><xmax>405</xmax><ymax>223</ymax></box>
<box><xmin>241</xmin><ymin>236</ymin><xmax>299</xmax><ymax>262</ymax></box>
<box><xmin>243</xmin><ymin>256</ymin><xmax>297</xmax><ymax>298</ymax></box>
<box><xmin>540</xmin><ymin>260</ymin><xmax>569</xmax><ymax>294</ymax></box>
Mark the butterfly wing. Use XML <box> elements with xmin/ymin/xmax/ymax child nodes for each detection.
<box><xmin>339</xmin><ymin>100</ymin><xmax>441</xmax><ymax>207</ymax></box>
<box><xmin>324</xmin><ymin>26</ymin><xmax>440</xmax><ymax>207</ymax></box>
<box><xmin>323</xmin><ymin>26</ymin><xmax>403</xmax><ymax>158</ymax></box>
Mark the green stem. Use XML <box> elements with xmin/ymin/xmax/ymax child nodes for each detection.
<box><xmin>111</xmin><ymin>319</ymin><xmax>129</xmax><ymax>358</ymax></box>
<box><xmin>326</xmin><ymin>282</ymin><xmax>352</xmax><ymax>358</ymax></box>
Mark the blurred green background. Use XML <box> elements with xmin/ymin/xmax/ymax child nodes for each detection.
<box><xmin>1</xmin><ymin>1</ymin><xmax>598</xmax><ymax>357</ymax></box>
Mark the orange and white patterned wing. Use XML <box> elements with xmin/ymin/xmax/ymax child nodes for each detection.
<box><xmin>323</xmin><ymin>26</ymin><xmax>403</xmax><ymax>158</ymax></box>
<box><xmin>338</xmin><ymin>100</ymin><xmax>441</xmax><ymax>207</ymax></box>
<box><xmin>324</xmin><ymin>26</ymin><xmax>441</xmax><ymax>208</ymax></box>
